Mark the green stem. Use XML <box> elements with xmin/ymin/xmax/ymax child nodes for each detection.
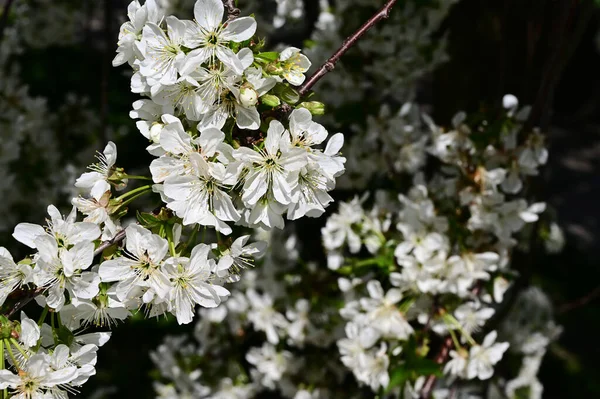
<box><xmin>113</xmin><ymin>184</ymin><xmax>153</xmax><ymax>202</ymax></box>
<box><xmin>51</xmin><ymin>312</ymin><xmax>58</xmax><ymax>345</ymax></box>
<box><xmin>0</xmin><ymin>340</ymin><xmax>5</xmax><ymax>399</ymax></box>
<box><xmin>443</xmin><ymin>314</ymin><xmax>476</xmax><ymax>346</ymax></box>
<box><xmin>9</xmin><ymin>339</ymin><xmax>27</xmax><ymax>359</ymax></box>
<box><xmin>353</xmin><ymin>258</ymin><xmax>380</xmax><ymax>268</ymax></box>
<box><xmin>165</xmin><ymin>226</ymin><xmax>177</xmax><ymax>257</ymax></box>
<box><xmin>398</xmin><ymin>298</ymin><xmax>415</xmax><ymax>314</ymax></box>
<box><xmin>122</xmin><ymin>174</ymin><xmax>152</xmax><ymax>181</ymax></box>
<box><xmin>4</xmin><ymin>340</ymin><xmax>19</xmax><ymax>370</ymax></box>
<box><xmin>448</xmin><ymin>328</ymin><xmax>462</xmax><ymax>352</ymax></box>
<box><xmin>37</xmin><ymin>306</ymin><xmax>49</xmax><ymax>326</ymax></box>
<box><xmin>118</xmin><ymin>190</ymin><xmax>152</xmax><ymax>208</ymax></box>
<box><xmin>113</xmin><ymin>186</ymin><xmax>153</xmax><ymax>212</ymax></box>
<box><xmin>183</xmin><ymin>226</ymin><xmax>199</xmax><ymax>253</ymax></box>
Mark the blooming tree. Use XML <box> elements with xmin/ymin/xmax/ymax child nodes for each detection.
<box><xmin>0</xmin><ymin>0</ymin><xmax>569</xmax><ymax>398</ymax></box>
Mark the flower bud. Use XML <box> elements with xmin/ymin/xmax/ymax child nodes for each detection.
<box><xmin>261</xmin><ymin>94</ymin><xmax>281</xmax><ymax>108</ymax></box>
<box><xmin>108</xmin><ymin>167</ymin><xmax>129</xmax><ymax>191</ymax></box>
<box><xmin>279</xmin><ymin>86</ymin><xmax>300</xmax><ymax>104</ymax></box>
<box><xmin>0</xmin><ymin>316</ymin><xmax>16</xmax><ymax>339</ymax></box>
<box><xmin>298</xmin><ymin>101</ymin><xmax>325</xmax><ymax>115</ymax></box>
<box><xmin>149</xmin><ymin>122</ymin><xmax>163</xmax><ymax>143</ymax></box>
<box><xmin>239</xmin><ymin>86</ymin><xmax>259</xmax><ymax>108</ymax></box>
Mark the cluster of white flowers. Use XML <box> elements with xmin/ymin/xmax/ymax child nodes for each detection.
<box><xmin>320</xmin><ymin>95</ymin><xmax>565</xmax><ymax>396</ymax></box>
<box><xmin>0</xmin><ymin>311</ymin><xmax>107</xmax><ymax>398</ymax></box>
<box><xmin>137</xmin><ymin>0</ymin><xmax>568</xmax><ymax>396</ymax></box>
<box><xmin>0</xmin><ymin>0</ymin><xmax>570</xmax><ymax>397</ymax></box>
<box><xmin>0</xmin><ymin>0</ymin><xmax>347</xmax><ymax>395</ymax></box>
<box><xmin>115</xmin><ymin>0</ymin><xmax>344</xmax><ymax>231</ymax></box>
<box><xmin>151</xmin><ymin>228</ymin><xmax>353</xmax><ymax>398</ymax></box>
<box><xmin>148</xmin><ymin>92</ymin><xmax>564</xmax><ymax>398</ymax></box>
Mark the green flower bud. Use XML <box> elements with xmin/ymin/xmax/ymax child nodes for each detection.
<box><xmin>279</xmin><ymin>86</ymin><xmax>300</xmax><ymax>105</ymax></box>
<box><xmin>298</xmin><ymin>101</ymin><xmax>326</xmax><ymax>115</ymax></box>
<box><xmin>0</xmin><ymin>315</ymin><xmax>17</xmax><ymax>340</ymax></box>
<box><xmin>108</xmin><ymin>167</ymin><xmax>129</xmax><ymax>190</ymax></box>
<box><xmin>261</xmin><ymin>94</ymin><xmax>281</xmax><ymax>108</ymax></box>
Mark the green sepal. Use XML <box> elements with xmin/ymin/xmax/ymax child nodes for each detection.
<box><xmin>137</xmin><ymin>210</ymin><xmax>163</xmax><ymax>229</ymax></box>
<box><xmin>273</xmin><ymin>83</ymin><xmax>300</xmax><ymax>104</ymax></box>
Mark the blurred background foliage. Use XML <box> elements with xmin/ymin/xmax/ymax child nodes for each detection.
<box><xmin>1</xmin><ymin>0</ymin><xmax>599</xmax><ymax>397</ymax></box>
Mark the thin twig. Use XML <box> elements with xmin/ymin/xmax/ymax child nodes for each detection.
<box><xmin>94</xmin><ymin>228</ymin><xmax>127</xmax><ymax>256</ymax></box>
<box><xmin>558</xmin><ymin>284</ymin><xmax>600</xmax><ymax>314</ymax></box>
<box><xmin>5</xmin><ymin>287</ymin><xmax>45</xmax><ymax>318</ymax></box>
<box><xmin>419</xmin><ymin>336</ymin><xmax>452</xmax><ymax>399</ymax></box>
<box><xmin>297</xmin><ymin>0</ymin><xmax>399</xmax><ymax>96</ymax></box>
<box><xmin>0</xmin><ymin>0</ymin><xmax>16</xmax><ymax>43</ymax></box>
<box><xmin>419</xmin><ymin>285</ymin><xmax>482</xmax><ymax>399</ymax></box>
<box><xmin>222</xmin><ymin>0</ymin><xmax>240</xmax><ymax>21</ymax></box>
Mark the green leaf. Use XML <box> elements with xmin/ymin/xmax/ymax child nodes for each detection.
<box><xmin>410</xmin><ymin>357</ymin><xmax>443</xmax><ymax>376</ymax></box>
<box><xmin>137</xmin><ymin>211</ymin><xmax>161</xmax><ymax>229</ymax></box>
<box><xmin>55</xmin><ymin>324</ymin><xmax>75</xmax><ymax>347</ymax></box>
<box><xmin>255</xmin><ymin>52</ymin><xmax>279</xmax><ymax>63</ymax></box>
<box><xmin>385</xmin><ymin>366</ymin><xmax>410</xmax><ymax>393</ymax></box>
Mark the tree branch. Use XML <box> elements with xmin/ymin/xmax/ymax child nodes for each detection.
<box><xmin>558</xmin><ymin>284</ymin><xmax>600</xmax><ymax>314</ymax></box>
<box><xmin>419</xmin><ymin>336</ymin><xmax>453</xmax><ymax>399</ymax></box>
<box><xmin>419</xmin><ymin>286</ymin><xmax>482</xmax><ymax>399</ymax></box>
<box><xmin>94</xmin><ymin>228</ymin><xmax>127</xmax><ymax>257</ymax></box>
<box><xmin>5</xmin><ymin>287</ymin><xmax>45</xmax><ymax>318</ymax></box>
<box><xmin>222</xmin><ymin>0</ymin><xmax>240</xmax><ymax>21</ymax></box>
<box><xmin>298</xmin><ymin>0</ymin><xmax>399</xmax><ymax>96</ymax></box>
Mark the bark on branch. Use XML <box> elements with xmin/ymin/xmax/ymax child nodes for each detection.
<box><xmin>298</xmin><ymin>0</ymin><xmax>399</xmax><ymax>96</ymax></box>
<box><xmin>222</xmin><ymin>0</ymin><xmax>240</xmax><ymax>21</ymax></box>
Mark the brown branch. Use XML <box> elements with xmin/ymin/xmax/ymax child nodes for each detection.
<box><xmin>0</xmin><ymin>0</ymin><xmax>16</xmax><ymax>43</ymax></box>
<box><xmin>297</xmin><ymin>0</ymin><xmax>399</xmax><ymax>96</ymax></box>
<box><xmin>419</xmin><ymin>336</ymin><xmax>453</xmax><ymax>399</ymax></box>
<box><xmin>419</xmin><ymin>285</ymin><xmax>482</xmax><ymax>399</ymax></box>
<box><xmin>222</xmin><ymin>0</ymin><xmax>240</xmax><ymax>21</ymax></box>
<box><xmin>557</xmin><ymin>284</ymin><xmax>600</xmax><ymax>314</ymax></box>
<box><xmin>5</xmin><ymin>287</ymin><xmax>45</xmax><ymax>318</ymax></box>
<box><xmin>94</xmin><ymin>228</ymin><xmax>126</xmax><ymax>257</ymax></box>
